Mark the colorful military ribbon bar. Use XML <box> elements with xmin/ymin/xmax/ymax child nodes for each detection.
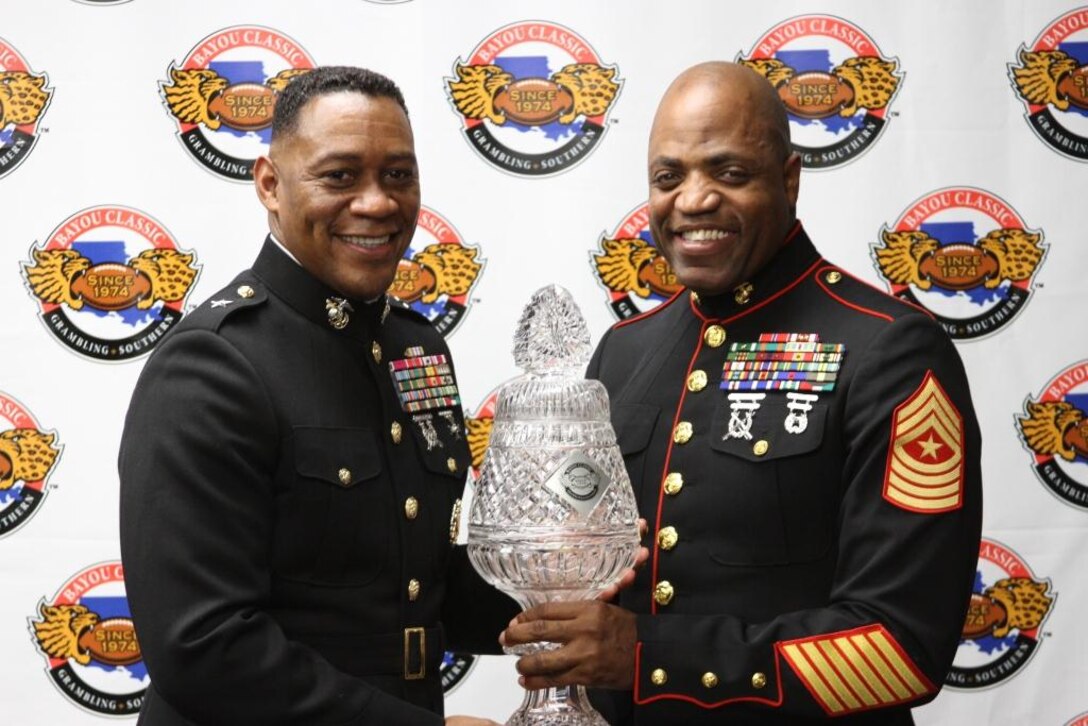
<box><xmin>722</xmin><ymin>333</ymin><xmax>846</xmax><ymax>392</ymax></box>
<box><xmin>389</xmin><ymin>351</ymin><xmax>461</xmax><ymax>412</ymax></box>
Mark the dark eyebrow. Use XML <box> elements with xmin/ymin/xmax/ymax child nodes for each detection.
<box><xmin>649</xmin><ymin>156</ymin><xmax>681</xmax><ymax>169</ymax></box>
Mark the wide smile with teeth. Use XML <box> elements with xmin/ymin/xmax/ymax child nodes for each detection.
<box><xmin>338</xmin><ymin>234</ymin><xmax>392</xmax><ymax>248</ymax></box>
<box><xmin>678</xmin><ymin>229</ymin><xmax>730</xmax><ymax>241</ymax></box>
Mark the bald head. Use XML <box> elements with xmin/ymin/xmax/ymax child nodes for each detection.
<box><xmin>653</xmin><ymin>61</ymin><xmax>792</xmax><ymax>162</ymax></box>
<box><xmin>645</xmin><ymin>61</ymin><xmax>801</xmax><ymax>297</ymax></box>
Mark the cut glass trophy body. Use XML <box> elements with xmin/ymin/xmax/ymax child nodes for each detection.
<box><xmin>468</xmin><ymin>285</ymin><xmax>640</xmax><ymax>725</ymax></box>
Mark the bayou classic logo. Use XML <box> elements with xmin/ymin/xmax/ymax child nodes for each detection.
<box><xmin>0</xmin><ymin>37</ymin><xmax>52</xmax><ymax>179</ymax></box>
<box><xmin>1009</xmin><ymin>7</ymin><xmax>1088</xmax><ymax>161</ymax></box>
<box><xmin>440</xmin><ymin>651</ymin><xmax>476</xmax><ymax>694</ymax></box>
<box><xmin>1017</xmin><ymin>359</ymin><xmax>1088</xmax><ymax>510</ymax></box>
<box><xmin>949</xmin><ymin>538</ymin><xmax>1054</xmax><ymax>690</ymax></box>
<box><xmin>0</xmin><ymin>392</ymin><xmax>61</xmax><ymax>539</ymax></box>
<box><xmin>29</xmin><ymin>561</ymin><xmax>147</xmax><ymax>715</ymax></box>
<box><xmin>872</xmin><ymin>187</ymin><xmax>1045</xmax><ymax>340</ymax></box>
<box><xmin>161</xmin><ymin>26</ymin><xmax>314</xmax><ymax>181</ymax></box>
<box><xmin>737</xmin><ymin>15</ymin><xmax>902</xmax><ymax>170</ymax></box>
<box><xmin>22</xmin><ymin>205</ymin><xmax>199</xmax><ymax>362</ymax></box>
<box><xmin>446</xmin><ymin>21</ymin><xmax>620</xmax><ymax>177</ymax></box>
<box><xmin>591</xmin><ymin>203</ymin><xmax>681</xmax><ymax>320</ymax></box>
<box><xmin>388</xmin><ymin>206</ymin><xmax>483</xmax><ymax>337</ymax></box>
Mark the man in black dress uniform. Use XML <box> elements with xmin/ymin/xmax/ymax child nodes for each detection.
<box><xmin>119</xmin><ymin>67</ymin><xmax>516</xmax><ymax>725</ymax></box>
<box><xmin>502</xmin><ymin>62</ymin><xmax>982</xmax><ymax>724</ymax></box>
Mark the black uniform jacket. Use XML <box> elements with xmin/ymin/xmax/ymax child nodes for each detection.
<box><xmin>119</xmin><ymin>239</ymin><xmax>516</xmax><ymax>725</ymax></box>
<box><xmin>588</xmin><ymin>225</ymin><xmax>982</xmax><ymax>725</ymax></box>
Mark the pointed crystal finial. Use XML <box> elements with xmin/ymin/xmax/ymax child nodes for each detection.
<box><xmin>512</xmin><ymin>284</ymin><xmax>592</xmax><ymax>376</ymax></box>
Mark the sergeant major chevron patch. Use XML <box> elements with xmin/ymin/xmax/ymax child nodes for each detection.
<box><xmin>883</xmin><ymin>371</ymin><xmax>964</xmax><ymax>513</ymax></box>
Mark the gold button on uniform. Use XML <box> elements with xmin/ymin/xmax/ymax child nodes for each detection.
<box><xmin>826</xmin><ymin>270</ymin><xmax>842</xmax><ymax>284</ymax></box>
<box><xmin>689</xmin><ymin>291</ymin><xmax>700</xmax><ymax>305</ymax></box>
<box><xmin>663</xmin><ymin>472</ymin><xmax>683</xmax><ymax>496</ymax></box>
<box><xmin>687</xmin><ymin>370</ymin><xmax>707</xmax><ymax>392</ymax></box>
<box><xmin>404</xmin><ymin>497</ymin><xmax>419</xmax><ymax>520</ymax></box>
<box><xmin>751</xmin><ymin>671</ymin><xmax>767</xmax><ymax>689</ymax></box>
<box><xmin>702</xmin><ymin>672</ymin><xmax>719</xmax><ymax>688</ymax></box>
<box><xmin>390</xmin><ymin>421</ymin><xmax>403</xmax><ymax>444</ymax></box>
<box><xmin>407</xmin><ymin>579</ymin><xmax>421</xmax><ymax>601</ymax></box>
<box><xmin>650</xmin><ymin>668</ymin><xmax>668</xmax><ymax>686</ymax></box>
<box><xmin>653</xmin><ymin>580</ymin><xmax>674</xmax><ymax>606</ymax></box>
<box><xmin>237</xmin><ymin>285</ymin><xmax>255</xmax><ymax>299</ymax></box>
<box><xmin>657</xmin><ymin>526</ymin><xmax>678</xmax><ymax>551</ymax></box>
<box><xmin>371</xmin><ymin>341</ymin><xmax>382</xmax><ymax>363</ymax></box>
<box><xmin>446</xmin><ymin>457</ymin><xmax>457</xmax><ymax>472</ymax></box>
<box><xmin>337</xmin><ymin>468</ymin><xmax>351</xmax><ymax>486</ymax></box>
<box><xmin>673</xmin><ymin>422</ymin><xmax>693</xmax><ymax>444</ymax></box>
<box><xmin>734</xmin><ymin>282</ymin><xmax>753</xmax><ymax>304</ymax></box>
<box><xmin>753</xmin><ymin>439</ymin><xmax>769</xmax><ymax>456</ymax></box>
<box><xmin>704</xmin><ymin>325</ymin><xmax>726</xmax><ymax>348</ymax></box>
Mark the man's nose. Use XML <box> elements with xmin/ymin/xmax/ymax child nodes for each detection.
<box><xmin>675</xmin><ymin>176</ymin><xmax>721</xmax><ymax>215</ymax></box>
<box><xmin>348</xmin><ymin>182</ymin><xmax>399</xmax><ymax>217</ymax></box>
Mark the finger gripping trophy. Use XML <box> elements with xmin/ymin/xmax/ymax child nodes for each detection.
<box><xmin>468</xmin><ymin>285</ymin><xmax>640</xmax><ymax>725</ymax></box>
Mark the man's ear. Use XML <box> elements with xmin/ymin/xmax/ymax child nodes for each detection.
<box><xmin>253</xmin><ymin>155</ymin><xmax>279</xmax><ymax>213</ymax></box>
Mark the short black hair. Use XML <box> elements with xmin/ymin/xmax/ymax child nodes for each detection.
<box><xmin>271</xmin><ymin>65</ymin><xmax>409</xmax><ymax>141</ymax></box>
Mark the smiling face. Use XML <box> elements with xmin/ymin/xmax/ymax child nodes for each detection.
<box><xmin>648</xmin><ymin>64</ymin><xmax>800</xmax><ymax>297</ymax></box>
<box><xmin>253</xmin><ymin>91</ymin><xmax>420</xmax><ymax>300</ymax></box>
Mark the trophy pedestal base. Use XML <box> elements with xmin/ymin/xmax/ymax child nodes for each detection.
<box><xmin>506</xmin><ymin>685</ymin><xmax>608</xmax><ymax>726</ymax></box>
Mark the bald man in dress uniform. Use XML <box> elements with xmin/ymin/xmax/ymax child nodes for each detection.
<box><xmin>502</xmin><ymin>62</ymin><xmax>982</xmax><ymax>725</ymax></box>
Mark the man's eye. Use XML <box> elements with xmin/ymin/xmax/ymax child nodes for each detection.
<box><xmin>385</xmin><ymin>168</ymin><xmax>416</xmax><ymax>182</ymax></box>
<box><xmin>651</xmin><ymin>171</ymin><xmax>679</xmax><ymax>187</ymax></box>
<box><xmin>324</xmin><ymin>170</ymin><xmax>353</xmax><ymax>183</ymax></box>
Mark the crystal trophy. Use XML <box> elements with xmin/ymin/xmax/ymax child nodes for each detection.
<box><xmin>467</xmin><ymin>285</ymin><xmax>641</xmax><ymax>726</ymax></box>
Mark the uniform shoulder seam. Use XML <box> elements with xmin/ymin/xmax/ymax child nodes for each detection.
<box><xmin>612</xmin><ymin>288</ymin><xmax>686</xmax><ymax>330</ymax></box>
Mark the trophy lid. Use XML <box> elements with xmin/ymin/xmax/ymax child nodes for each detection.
<box><xmin>512</xmin><ymin>285</ymin><xmax>592</xmax><ymax>377</ymax></box>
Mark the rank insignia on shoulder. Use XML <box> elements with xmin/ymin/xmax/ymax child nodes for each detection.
<box><xmin>390</xmin><ymin>350</ymin><xmax>461</xmax><ymax>412</ymax></box>
<box><xmin>883</xmin><ymin>371</ymin><xmax>964</xmax><ymax>513</ymax></box>
<box><xmin>722</xmin><ymin>333</ymin><xmax>845</xmax><ymax>392</ymax></box>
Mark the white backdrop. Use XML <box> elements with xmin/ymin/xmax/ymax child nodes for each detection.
<box><xmin>2</xmin><ymin>1</ymin><xmax>1086</xmax><ymax>724</ymax></box>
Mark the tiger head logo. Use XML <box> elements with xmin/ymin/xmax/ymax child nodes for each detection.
<box><xmin>0</xmin><ymin>71</ymin><xmax>51</xmax><ymax>126</ymax></box>
<box><xmin>593</xmin><ymin>237</ymin><xmax>680</xmax><ymax>299</ymax></box>
<box><xmin>391</xmin><ymin>243</ymin><xmax>482</xmax><ymax>306</ymax></box>
<box><xmin>0</xmin><ymin>428</ymin><xmax>60</xmax><ymax>490</ymax></box>
<box><xmin>31</xmin><ymin>602</ymin><xmax>100</xmax><ymax>666</ymax></box>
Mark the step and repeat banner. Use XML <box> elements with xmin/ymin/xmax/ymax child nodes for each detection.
<box><xmin>2</xmin><ymin>1</ymin><xmax>1086</xmax><ymax>724</ymax></box>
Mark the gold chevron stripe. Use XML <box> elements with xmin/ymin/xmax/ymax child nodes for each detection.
<box><xmin>870</xmin><ymin>630</ymin><xmax>929</xmax><ymax>696</ymax></box>
<box><xmin>816</xmin><ymin>640</ymin><xmax>878</xmax><ymax>706</ymax></box>
<box><xmin>782</xmin><ymin>627</ymin><xmax>931</xmax><ymax>715</ymax></box>
<box><xmin>781</xmin><ymin>643</ymin><xmax>845</xmax><ymax>714</ymax></box>
<box><xmin>800</xmin><ymin>642</ymin><xmax>863</xmax><ymax>710</ymax></box>
<box><xmin>832</xmin><ymin>636</ymin><xmax>896</xmax><ymax>703</ymax></box>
